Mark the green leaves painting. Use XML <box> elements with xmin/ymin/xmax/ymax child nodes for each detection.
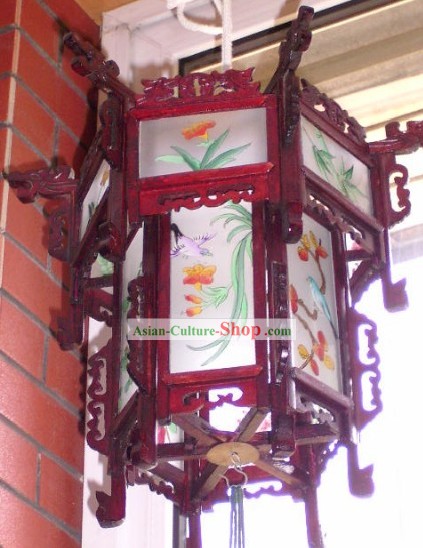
<box><xmin>187</xmin><ymin>202</ymin><xmax>253</xmax><ymax>367</ymax></box>
<box><xmin>156</xmin><ymin>120</ymin><xmax>251</xmax><ymax>171</ymax></box>
<box><xmin>306</xmin><ymin>128</ymin><xmax>365</xmax><ymax>202</ymax></box>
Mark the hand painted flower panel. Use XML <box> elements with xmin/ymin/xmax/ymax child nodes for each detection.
<box><xmin>301</xmin><ymin>117</ymin><xmax>373</xmax><ymax>216</ymax></box>
<box><xmin>139</xmin><ymin>108</ymin><xmax>268</xmax><ymax>178</ymax></box>
<box><xmin>287</xmin><ymin>214</ymin><xmax>343</xmax><ymax>393</ymax></box>
<box><xmin>169</xmin><ymin>202</ymin><xmax>256</xmax><ymax>373</ymax></box>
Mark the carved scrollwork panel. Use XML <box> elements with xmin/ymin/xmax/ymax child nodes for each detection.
<box><xmin>154</xmin><ymin>182</ymin><xmax>262</xmax><ymax>214</ymax></box>
<box><xmin>139</xmin><ymin>68</ymin><xmax>261</xmax><ymax>106</ymax></box>
<box><xmin>301</xmin><ymin>80</ymin><xmax>366</xmax><ymax>146</ymax></box>
<box><xmin>270</xmin><ymin>261</ymin><xmax>291</xmax><ymax>383</ymax></box>
<box><xmin>348</xmin><ymin>309</ymin><xmax>381</xmax><ymax>432</ymax></box>
<box><xmin>87</xmin><ymin>339</ymin><xmax>113</xmax><ymax>455</ymax></box>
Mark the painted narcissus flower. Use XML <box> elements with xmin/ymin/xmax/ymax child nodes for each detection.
<box><xmin>156</xmin><ymin>120</ymin><xmax>251</xmax><ymax>171</ymax></box>
<box><xmin>182</xmin><ymin>120</ymin><xmax>216</xmax><ymax>140</ymax></box>
<box><xmin>183</xmin><ymin>264</ymin><xmax>216</xmax><ymax>291</ymax></box>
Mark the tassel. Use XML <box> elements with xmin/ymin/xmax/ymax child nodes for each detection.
<box><xmin>229</xmin><ymin>484</ymin><xmax>245</xmax><ymax>548</ymax></box>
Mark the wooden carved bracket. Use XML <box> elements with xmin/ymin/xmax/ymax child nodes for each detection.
<box><xmin>8</xmin><ymin>166</ymin><xmax>77</xmax><ymax>262</ymax></box>
<box><xmin>64</xmin><ymin>32</ymin><xmax>135</xmax><ymax>107</ymax></box>
<box><xmin>266</xmin><ymin>6</ymin><xmax>314</xmax><ymax>143</ymax></box>
<box><xmin>368</xmin><ymin>121</ymin><xmax>423</xmax><ymax>311</ymax></box>
<box><xmin>369</xmin><ymin>120</ymin><xmax>423</xmax><ymax>156</ymax></box>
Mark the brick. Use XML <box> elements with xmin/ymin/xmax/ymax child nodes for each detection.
<box><xmin>16</xmin><ymin>36</ymin><xmax>95</xmax><ymax>140</ymax></box>
<box><xmin>13</xmin><ymin>82</ymin><xmax>55</xmax><ymax>159</ymax></box>
<box><xmin>0</xmin><ymin>0</ymin><xmax>18</xmax><ymax>27</ymax></box>
<box><xmin>0</xmin><ymin>419</ymin><xmax>38</xmax><ymax>500</ymax></box>
<box><xmin>39</xmin><ymin>454</ymin><xmax>82</xmax><ymax>531</ymax></box>
<box><xmin>9</xmin><ymin>130</ymin><xmax>47</xmax><ymax>171</ymax></box>
<box><xmin>0</xmin><ymin>359</ymin><xmax>84</xmax><ymax>471</ymax></box>
<box><xmin>43</xmin><ymin>0</ymin><xmax>99</xmax><ymax>45</ymax></box>
<box><xmin>21</xmin><ymin>0</ymin><xmax>60</xmax><ymax>61</ymax></box>
<box><xmin>46</xmin><ymin>337</ymin><xmax>83</xmax><ymax>409</ymax></box>
<box><xmin>57</xmin><ymin>127</ymin><xmax>87</xmax><ymax>174</ymax></box>
<box><xmin>0</xmin><ymin>128</ymin><xmax>7</xmax><ymax>168</ymax></box>
<box><xmin>56</xmin><ymin>77</ymin><xmax>97</xmax><ymax>146</ymax></box>
<box><xmin>0</xmin><ymin>178</ymin><xmax>4</xmax><ymax>213</ymax></box>
<box><xmin>0</xmin><ymin>30</ymin><xmax>16</xmax><ymax>74</ymax></box>
<box><xmin>0</xmin><ymin>296</ymin><xmax>45</xmax><ymax>378</ymax></box>
<box><xmin>6</xmin><ymin>187</ymin><xmax>49</xmax><ymax>264</ymax></box>
<box><xmin>2</xmin><ymin>238</ymin><xmax>66</xmax><ymax>330</ymax></box>
<box><xmin>17</xmin><ymin>35</ymin><xmax>62</xmax><ymax>115</ymax></box>
<box><xmin>0</xmin><ymin>76</ymin><xmax>12</xmax><ymax>123</ymax></box>
<box><xmin>0</xmin><ymin>488</ymin><xmax>79</xmax><ymax>548</ymax></box>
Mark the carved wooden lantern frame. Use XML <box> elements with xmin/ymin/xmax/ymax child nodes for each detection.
<box><xmin>8</xmin><ymin>7</ymin><xmax>423</xmax><ymax>547</ymax></box>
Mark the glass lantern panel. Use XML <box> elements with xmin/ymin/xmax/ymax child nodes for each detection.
<box><xmin>139</xmin><ymin>108</ymin><xmax>268</xmax><ymax>178</ymax></box>
<box><xmin>118</xmin><ymin>227</ymin><xmax>144</xmax><ymax>411</ymax></box>
<box><xmin>80</xmin><ymin>160</ymin><xmax>110</xmax><ymax>240</ymax></box>
<box><xmin>301</xmin><ymin>117</ymin><xmax>373</xmax><ymax>216</ymax></box>
<box><xmin>156</xmin><ymin>421</ymin><xmax>183</xmax><ymax>446</ymax></box>
<box><xmin>287</xmin><ymin>214</ymin><xmax>343</xmax><ymax>393</ymax></box>
<box><xmin>169</xmin><ymin>201</ymin><xmax>256</xmax><ymax>373</ymax></box>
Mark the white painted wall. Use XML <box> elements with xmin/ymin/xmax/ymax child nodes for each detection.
<box><xmin>101</xmin><ymin>0</ymin><xmax>346</xmax><ymax>88</ymax></box>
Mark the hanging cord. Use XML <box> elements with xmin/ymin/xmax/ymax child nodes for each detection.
<box><xmin>167</xmin><ymin>0</ymin><xmax>233</xmax><ymax>70</ymax></box>
<box><xmin>230</xmin><ymin>484</ymin><xmax>245</xmax><ymax>548</ymax></box>
<box><xmin>222</xmin><ymin>452</ymin><xmax>246</xmax><ymax>548</ymax></box>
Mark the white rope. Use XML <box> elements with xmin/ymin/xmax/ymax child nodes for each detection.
<box><xmin>167</xmin><ymin>0</ymin><xmax>233</xmax><ymax>70</ymax></box>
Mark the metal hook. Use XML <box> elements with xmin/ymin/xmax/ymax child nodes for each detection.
<box><xmin>221</xmin><ymin>452</ymin><xmax>249</xmax><ymax>488</ymax></box>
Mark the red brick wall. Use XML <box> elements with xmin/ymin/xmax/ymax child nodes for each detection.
<box><xmin>0</xmin><ymin>1</ymin><xmax>99</xmax><ymax>546</ymax></box>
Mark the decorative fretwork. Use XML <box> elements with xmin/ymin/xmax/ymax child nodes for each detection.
<box><xmin>8</xmin><ymin>165</ymin><xmax>77</xmax><ymax>262</ymax></box>
<box><xmin>138</xmin><ymin>68</ymin><xmax>261</xmax><ymax>106</ymax></box>
<box><xmin>348</xmin><ymin>309</ymin><xmax>381</xmax><ymax>432</ymax></box>
<box><xmin>266</xmin><ymin>5</ymin><xmax>314</xmax><ymax>143</ymax></box>
<box><xmin>301</xmin><ymin>79</ymin><xmax>366</xmax><ymax>146</ymax></box>
<box><xmin>86</xmin><ymin>339</ymin><xmax>114</xmax><ymax>455</ymax></box>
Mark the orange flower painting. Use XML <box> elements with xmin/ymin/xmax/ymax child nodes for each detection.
<box><xmin>183</xmin><ymin>264</ymin><xmax>216</xmax><ymax>291</ymax></box>
<box><xmin>156</xmin><ymin>120</ymin><xmax>251</xmax><ymax>171</ymax></box>
<box><xmin>182</xmin><ymin>120</ymin><xmax>216</xmax><ymax>140</ymax></box>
